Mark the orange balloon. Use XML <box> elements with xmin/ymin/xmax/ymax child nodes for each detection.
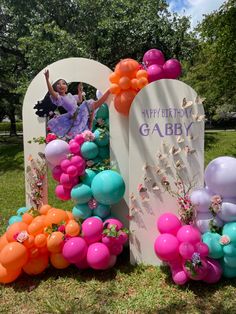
<box><xmin>50</xmin><ymin>253</ymin><xmax>70</xmax><ymax>269</ymax></box>
<box><xmin>131</xmin><ymin>78</ymin><xmax>139</xmax><ymax>90</ymax></box>
<box><xmin>39</xmin><ymin>204</ymin><xmax>52</xmax><ymax>215</ymax></box>
<box><xmin>28</xmin><ymin>220</ymin><xmax>44</xmax><ymax>236</ymax></box>
<box><xmin>33</xmin><ymin>215</ymin><xmax>45</xmax><ymax>224</ymax></box>
<box><xmin>6</xmin><ymin>222</ymin><xmax>28</xmax><ymax>242</ymax></box>
<box><xmin>0</xmin><ymin>234</ymin><xmax>8</xmax><ymax>252</ymax></box>
<box><xmin>109</xmin><ymin>72</ymin><xmax>120</xmax><ymax>84</ymax></box>
<box><xmin>65</xmin><ymin>220</ymin><xmax>80</xmax><ymax>237</ymax></box>
<box><xmin>0</xmin><ymin>263</ymin><xmax>21</xmax><ymax>284</ymax></box>
<box><xmin>110</xmin><ymin>83</ymin><xmax>121</xmax><ymax>95</ymax></box>
<box><xmin>39</xmin><ymin>246</ymin><xmax>48</xmax><ymax>255</ymax></box>
<box><xmin>0</xmin><ymin>242</ymin><xmax>28</xmax><ymax>270</ymax></box>
<box><xmin>44</xmin><ymin>208</ymin><xmax>67</xmax><ymax>227</ymax></box>
<box><xmin>34</xmin><ymin>234</ymin><xmax>47</xmax><ymax>248</ymax></box>
<box><xmin>114</xmin><ymin>90</ymin><xmax>137</xmax><ymax>116</ymax></box>
<box><xmin>23</xmin><ymin>253</ymin><xmax>48</xmax><ymax>275</ymax></box>
<box><xmin>115</xmin><ymin>59</ymin><xmax>139</xmax><ymax>78</ymax></box>
<box><xmin>66</xmin><ymin>211</ymin><xmax>73</xmax><ymax>221</ymax></box>
<box><xmin>119</xmin><ymin>76</ymin><xmax>131</xmax><ymax>90</ymax></box>
<box><xmin>137</xmin><ymin>77</ymin><xmax>148</xmax><ymax>89</ymax></box>
<box><xmin>136</xmin><ymin>69</ymin><xmax>148</xmax><ymax>79</ymax></box>
<box><xmin>47</xmin><ymin>232</ymin><xmax>64</xmax><ymax>253</ymax></box>
<box><xmin>29</xmin><ymin>247</ymin><xmax>40</xmax><ymax>259</ymax></box>
<box><xmin>22</xmin><ymin>212</ymin><xmax>34</xmax><ymax>225</ymax></box>
<box><xmin>23</xmin><ymin>235</ymin><xmax>35</xmax><ymax>249</ymax></box>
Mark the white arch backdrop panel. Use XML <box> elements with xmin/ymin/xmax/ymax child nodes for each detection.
<box><xmin>129</xmin><ymin>79</ymin><xmax>205</xmax><ymax>265</ymax></box>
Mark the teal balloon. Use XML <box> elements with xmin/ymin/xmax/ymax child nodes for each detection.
<box><xmin>72</xmin><ymin>204</ymin><xmax>92</xmax><ymax>221</ymax></box>
<box><xmin>105</xmin><ymin>118</ymin><xmax>109</xmax><ymax>126</ymax></box>
<box><xmin>223</xmin><ymin>222</ymin><xmax>236</xmax><ymax>243</ymax></box>
<box><xmin>95</xmin><ymin>103</ymin><xmax>109</xmax><ymax>119</ymax></box>
<box><xmin>71</xmin><ymin>184</ymin><xmax>93</xmax><ymax>204</ymax></box>
<box><xmin>98</xmin><ymin>146</ymin><xmax>109</xmax><ymax>159</ymax></box>
<box><xmin>91</xmin><ymin>170</ymin><xmax>125</xmax><ymax>205</ymax></box>
<box><xmin>92</xmin><ymin>215</ymin><xmax>103</xmax><ymax>221</ymax></box>
<box><xmin>221</xmin><ymin>261</ymin><xmax>236</xmax><ymax>278</ymax></box>
<box><xmin>81</xmin><ymin>169</ymin><xmax>97</xmax><ymax>186</ymax></box>
<box><xmin>81</xmin><ymin>142</ymin><xmax>98</xmax><ymax>159</ymax></box>
<box><xmin>17</xmin><ymin>207</ymin><xmax>28</xmax><ymax>216</ymax></box>
<box><xmin>92</xmin><ymin>157</ymin><xmax>102</xmax><ymax>164</ymax></box>
<box><xmin>93</xmin><ymin>203</ymin><xmax>111</xmax><ymax>219</ymax></box>
<box><xmin>202</xmin><ymin>232</ymin><xmax>224</xmax><ymax>259</ymax></box>
<box><xmin>223</xmin><ymin>243</ymin><xmax>236</xmax><ymax>257</ymax></box>
<box><xmin>8</xmin><ymin>215</ymin><xmax>22</xmax><ymax>225</ymax></box>
<box><xmin>224</xmin><ymin>256</ymin><xmax>236</xmax><ymax>268</ymax></box>
<box><xmin>94</xmin><ymin>129</ymin><xmax>109</xmax><ymax>147</ymax></box>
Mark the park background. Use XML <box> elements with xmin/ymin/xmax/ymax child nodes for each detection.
<box><xmin>0</xmin><ymin>0</ymin><xmax>236</xmax><ymax>313</ymax></box>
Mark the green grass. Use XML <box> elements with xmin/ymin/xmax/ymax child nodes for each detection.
<box><xmin>1</xmin><ymin>131</ymin><xmax>236</xmax><ymax>314</ymax></box>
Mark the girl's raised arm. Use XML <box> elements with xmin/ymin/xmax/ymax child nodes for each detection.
<box><xmin>44</xmin><ymin>70</ymin><xmax>58</xmax><ymax>99</ymax></box>
<box><xmin>93</xmin><ymin>89</ymin><xmax>111</xmax><ymax>110</ymax></box>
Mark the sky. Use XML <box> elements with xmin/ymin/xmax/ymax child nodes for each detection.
<box><xmin>167</xmin><ymin>0</ymin><xmax>226</xmax><ymax>28</ymax></box>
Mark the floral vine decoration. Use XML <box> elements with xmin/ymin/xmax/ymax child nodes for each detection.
<box><xmin>209</xmin><ymin>194</ymin><xmax>222</xmax><ymax>233</ymax></box>
<box><xmin>26</xmin><ymin>154</ymin><xmax>47</xmax><ymax>209</ymax></box>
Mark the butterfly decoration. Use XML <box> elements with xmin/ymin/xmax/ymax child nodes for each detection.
<box><xmin>195</xmin><ymin>95</ymin><xmax>206</xmax><ymax>105</ymax></box>
<box><xmin>177</xmin><ymin>136</ymin><xmax>184</xmax><ymax>144</ymax></box>
<box><xmin>174</xmin><ymin>160</ymin><xmax>185</xmax><ymax>170</ymax></box>
<box><xmin>155</xmin><ymin>166</ymin><xmax>164</xmax><ymax>175</ymax></box>
<box><xmin>187</xmin><ymin>134</ymin><xmax>198</xmax><ymax>141</ymax></box>
<box><xmin>157</xmin><ymin>153</ymin><xmax>168</xmax><ymax>160</ymax></box>
<box><xmin>137</xmin><ymin>184</ymin><xmax>147</xmax><ymax>193</ymax></box>
<box><xmin>169</xmin><ymin>146</ymin><xmax>181</xmax><ymax>155</ymax></box>
<box><xmin>143</xmin><ymin>176</ymin><xmax>152</xmax><ymax>183</ymax></box>
<box><xmin>184</xmin><ymin>146</ymin><xmax>196</xmax><ymax>155</ymax></box>
<box><xmin>192</xmin><ymin>113</ymin><xmax>205</xmax><ymax>122</ymax></box>
<box><xmin>130</xmin><ymin>193</ymin><xmax>136</xmax><ymax>202</ymax></box>
<box><xmin>152</xmin><ymin>183</ymin><xmax>160</xmax><ymax>191</ymax></box>
<box><xmin>182</xmin><ymin>98</ymin><xmax>193</xmax><ymax>109</ymax></box>
<box><xmin>142</xmin><ymin>163</ymin><xmax>149</xmax><ymax>171</ymax></box>
<box><xmin>38</xmin><ymin>152</ymin><xmax>46</xmax><ymax>159</ymax></box>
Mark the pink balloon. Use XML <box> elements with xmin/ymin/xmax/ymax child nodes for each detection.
<box><xmin>147</xmin><ymin>64</ymin><xmax>165</xmax><ymax>82</ymax></box>
<box><xmin>52</xmin><ymin>165</ymin><xmax>63</xmax><ymax>182</ymax></box>
<box><xmin>55</xmin><ymin>185</ymin><xmax>71</xmax><ymax>201</ymax></box>
<box><xmin>102</xmin><ymin>236</ymin><xmax>116</xmax><ymax>246</ymax></box>
<box><xmin>60</xmin><ymin>159</ymin><xmax>72</xmax><ymax>172</ymax></box>
<box><xmin>202</xmin><ymin>258</ymin><xmax>222</xmax><ymax>283</ymax></box>
<box><xmin>82</xmin><ymin>217</ymin><xmax>103</xmax><ymax>244</ymax></box>
<box><xmin>60</xmin><ymin>173</ymin><xmax>73</xmax><ymax>189</ymax></box>
<box><xmin>66</xmin><ymin>165</ymin><xmax>78</xmax><ymax>177</ymax></box>
<box><xmin>116</xmin><ymin>231</ymin><xmax>128</xmax><ymax>245</ymax></box>
<box><xmin>104</xmin><ymin>218</ymin><xmax>123</xmax><ymax>231</ymax></box>
<box><xmin>75</xmin><ymin>256</ymin><xmax>89</xmax><ymax>269</ymax></box>
<box><xmin>69</xmin><ymin>142</ymin><xmax>81</xmax><ymax>155</ymax></box>
<box><xmin>194</xmin><ymin>242</ymin><xmax>209</xmax><ymax>257</ymax></box>
<box><xmin>143</xmin><ymin>49</ymin><xmax>165</xmax><ymax>67</ymax></box>
<box><xmin>154</xmin><ymin>233</ymin><xmax>180</xmax><ymax>261</ymax></box>
<box><xmin>183</xmin><ymin>257</ymin><xmax>208</xmax><ymax>280</ymax></box>
<box><xmin>179</xmin><ymin>242</ymin><xmax>195</xmax><ymax>260</ymax></box>
<box><xmin>169</xmin><ymin>261</ymin><xmax>189</xmax><ymax>285</ymax></box>
<box><xmin>71</xmin><ymin>156</ymin><xmax>86</xmax><ymax>175</ymax></box>
<box><xmin>87</xmin><ymin>243</ymin><xmax>110</xmax><ymax>270</ymax></box>
<box><xmin>45</xmin><ymin>139</ymin><xmax>69</xmax><ymax>166</ymax></box>
<box><xmin>163</xmin><ymin>59</ymin><xmax>182</xmax><ymax>79</ymax></box>
<box><xmin>62</xmin><ymin>237</ymin><xmax>88</xmax><ymax>264</ymax></box>
<box><xmin>107</xmin><ymin>255</ymin><xmax>117</xmax><ymax>268</ymax></box>
<box><xmin>177</xmin><ymin>225</ymin><xmax>201</xmax><ymax>244</ymax></box>
<box><xmin>157</xmin><ymin>213</ymin><xmax>182</xmax><ymax>235</ymax></box>
<box><xmin>74</xmin><ymin>134</ymin><xmax>85</xmax><ymax>145</ymax></box>
<box><xmin>109</xmin><ymin>243</ymin><xmax>123</xmax><ymax>256</ymax></box>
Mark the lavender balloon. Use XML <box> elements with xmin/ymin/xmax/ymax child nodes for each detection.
<box><xmin>143</xmin><ymin>49</ymin><xmax>165</xmax><ymax>67</ymax></box>
<box><xmin>163</xmin><ymin>59</ymin><xmax>182</xmax><ymax>79</ymax></box>
<box><xmin>195</xmin><ymin>212</ymin><xmax>223</xmax><ymax>234</ymax></box>
<box><xmin>190</xmin><ymin>188</ymin><xmax>212</xmax><ymax>212</ymax></box>
<box><xmin>217</xmin><ymin>198</ymin><xmax>236</xmax><ymax>222</ymax></box>
<box><xmin>205</xmin><ymin>157</ymin><xmax>236</xmax><ymax>197</ymax></box>
<box><xmin>45</xmin><ymin>139</ymin><xmax>70</xmax><ymax>166</ymax></box>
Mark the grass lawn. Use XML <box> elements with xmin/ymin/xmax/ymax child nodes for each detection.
<box><xmin>0</xmin><ymin>131</ymin><xmax>236</xmax><ymax>313</ymax></box>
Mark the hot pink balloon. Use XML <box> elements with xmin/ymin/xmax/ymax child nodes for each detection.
<box><xmin>87</xmin><ymin>243</ymin><xmax>111</xmax><ymax>270</ymax></box>
<box><xmin>52</xmin><ymin>165</ymin><xmax>63</xmax><ymax>182</ymax></box>
<box><xmin>177</xmin><ymin>225</ymin><xmax>201</xmax><ymax>244</ymax></box>
<box><xmin>62</xmin><ymin>237</ymin><xmax>88</xmax><ymax>264</ymax></box>
<box><xmin>75</xmin><ymin>256</ymin><xmax>89</xmax><ymax>269</ymax></box>
<box><xmin>154</xmin><ymin>233</ymin><xmax>180</xmax><ymax>261</ymax></box>
<box><xmin>69</xmin><ymin>141</ymin><xmax>81</xmax><ymax>155</ymax></box>
<box><xmin>60</xmin><ymin>159</ymin><xmax>72</xmax><ymax>172</ymax></box>
<box><xmin>202</xmin><ymin>258</ymin><xmax>222</xmax><ymax>283</ymax></box>
<box><xmin>163</xmin><ymin>59</ymin><xmax>182</xmax><ymax>79</ymax></box>
<box><xmin>157</xmin><ymin>213</ymin><xmax>182</xmax><ymax>235</ymax></box>
<box><xmin>74</xmin><ymin>134</ymin><xmax>85</xmax><ymax>145</ymax></box>
<box><xmin>108</xmin><ymin>255</ymin><xmax>117</xmax><ymax>268</ymax></box>
<box><xmin>104</xmin><ymin>218</ymin><xmax>123</xmax><ymax>231</ymax></box>
<box><xmin>143</xmin><ymin>49</ymin><xmax>165</xmax><ymax>67</ymax></box>
<box><xmin>194</xmin><ymin>242</ymin><xmax>209</xmax><ymax>257</ymax></box>
<box><xmin>179</xmin><ymin>242</ymin><xmax>195</xmax><ymax>260</ymax></box>
<box><xmin>147</xmin><ymin>64</ymin><xmax>165</xmax><ymax>82</ymax></box>
<box><xmin>169</xmin><ymin>261</ymin><xmax>189</xmax><ymax>285</ymax></box>
<box><xmin>71</xmin><ymin>156</ymin><xmax>86</xmax><ymax>175</ymax></box>
<box><xmin>55</xmin><ymin>185</ymin><xmax>71</xmax><ymax>201</ymax></box>
<box><xmin>183</xmin><ymin>257</ymin><xmax>208</xmax><ymax>280</ymax></box>
<box><xmin>66</xmin><ymin>165</ymin><xmax>78</xmax><ymax>177</ymax></box>
<box><xmin>109</xmin><ymin>243</ymin><xmax>123</xmax><ymax>256</ymax></box>
<box><xmin>60</xmin><ymin>173</ymin><xmax>73</xmax><ymax>189</ymax></box>
<box><xmin>82</xmin><ymin>217</ymin><xmax>103</xmax><ymax>244</ymax></box>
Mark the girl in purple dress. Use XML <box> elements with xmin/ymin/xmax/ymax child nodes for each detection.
<box><xmin>44</xmin><ymin>70</ymin><xmax>110</xmax><ymax>139</ymax></box>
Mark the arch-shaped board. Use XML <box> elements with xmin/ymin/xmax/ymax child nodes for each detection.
<box><xmin>129</xmin><ymin>79</ymin><xmax>205</xmax><ymax>265</ymax></box>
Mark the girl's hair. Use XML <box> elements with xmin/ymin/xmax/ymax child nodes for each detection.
<box><xmin>52</xmin><ymin>79</ymin><xmax>68</xmax><ymax>92</ymax></box>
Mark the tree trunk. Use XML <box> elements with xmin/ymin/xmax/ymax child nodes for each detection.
<box><xmin>8</xmin><ymin>106</ymin><xmax>17</xmax><ymax>136</ymax></box>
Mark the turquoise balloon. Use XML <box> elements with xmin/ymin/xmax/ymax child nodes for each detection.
<box><xmin>93</xmin><ymin>203</ymin><xmax>111</xmax><ymax>219</ymax></box>
<box><xmin>98</xmin><ymin>146</ymin><xmax>109</xmax><ymax>159</ymax></box>
<box><xmin>17</xmin><ymin>207</ymin><xmax>28</xmax><ymax>216</ymax></box>
<box><xmin>105</xmin><ymin>118</ymin><xmax>109</xmax><ymax>126</ymax></box>
<box><xmin>81</xmin><ymin>169</ymin><xmax>97</xmax><ymax>186</ymax></box>
<box><xmin>223</xmin><ymin>222</ymin><xmax>236</xmax><ymax>243</ymax></box>
<box><xmin>221</xmin><ymin>261</ymin><xmax>236</xmax><ymax>278</ymax></box>
<box><xmin>223</xmin><ymin>243</ymin><xmax>236</xmax><ymax>257</ymax></box>
<box><xmin>92</xmin><ymin>215</ymin><xmax>103</xmax><ymax>221</ymax></box>
<box><xmin>94</xmin><ymin>129</ymin><xmax>109</xmax><ymax>147</ymax></box>
<box><xmin>92</xmin><ymin>157</ymin><xmax>102</xmax><ymax>164</ymax></box>
<box><xmin>72</xmin><ymin>204</ymin><xmax>92</xmax><ymax>221</ymax></box>
<box><xmin>91</xmin><ymin>170</ymin><xmax>125</xmax><ymax>205</ymax></box>
<box><xmin>8</xmin><ymin>215</ymin><xmax>22</xmax><ymax>225</ymax></box>
<box><xmin>95</xmin><ymin>103</ymin><xmax>109</xmax><ymax>119</ymax></box>
<box><xmin>81</xmin><ymin>142</ymin><xmax>99</xmax><ymax>159</ymax></box>
<box><xmin>71</xmin><ymin>184</ymin><xmax>93</xmax><ymax>204</ymax></box>
<box><xmin>224</xmin><ymin>256</ymin><xmax>236</xmax><ymax>268</ymax></box>
<box><xmin>202</xmin><ymin>232</ymin><xmax>224</xmax><ymax>259</ymax></box>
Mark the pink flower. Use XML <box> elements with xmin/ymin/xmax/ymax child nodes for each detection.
<box><xmin>82</xmin><ymin>130</ymin><xmax>95</xmax><ymax>142</ymax></box>
<box><xmin>88</xmin><ymin>198</ymin><xmax>98</xmax><ymax>209</ymax></box>
<box><xmin>161</xmin><ymin>176</ymin><xmax>170</xmax><ymax>186</ymax></box>
<box><xmin>46</xmin><ymin>133</ymin><xmax>57</xmax><ymax>143</ymax></box>
<box><xmin>219</xmin><ymin>235</ymin><xmax>230</xmax><ymax>245</ymax></box>
<box><xmin>211</xmin><ymin>195</ymin><xmax>222</xmax><ymax>205</ymax></box>
<box><xmin>86</xmin><ymin>160</ymin><xmax>95</xmax><ymax>167</ymax></box>
<box><xmin>16</xmin><ymin>231</ymin><xmax>29</xmax><ymax>243</ymax></box>
<box><xmin>58</xmin><ymin>225</ymin><xmax>66</xmax><ymax>233</ymax></box>
<box><xmin>97</xmin><ymin>118</ymin><xmax>105</xmax><ymax>126</ymax></box>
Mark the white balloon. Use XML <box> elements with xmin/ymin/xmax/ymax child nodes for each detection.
<box><xmin>96</xmin><ymin>90</ymin><xmax>103</xmax><ymax>99</ymax></box>
<box><xmin>44</xmin><ymin>139</ymin><xmax>70</xmax><ymax>166</ymax></box>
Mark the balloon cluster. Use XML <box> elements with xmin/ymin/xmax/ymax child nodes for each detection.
<box><xmin>190</xmin><ymin>157</ymin><xmax>236</xmax><ymax>233</ymax></box>
<box><xmin>154</xmin><ymin>213</ymin><xmax>222</xmax><ymax>285</ymax></box>
<box><xmin>143</xmin><ymin>48</ymin><xmax>182</xmax><ymax>82</ymax></box>
<box><xmin>0</xmin><ymin>205</ymin><xmax>128</xmax><ymax>283</ymax></box>
<box><xmin>109</xmin><ymin>58</ymin><xmax>148</xmax><ymax>116</ymax></box>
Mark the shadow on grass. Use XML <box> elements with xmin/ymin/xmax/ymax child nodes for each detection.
<box><xmin>0</xmin><ymin>136</ymin><xmax>24</xmax><ymax>173</ymax></box>
<box><xmin>204</xmin><ymin>132</ymin><xmax>219</xmax><ymax>151</ymax></box>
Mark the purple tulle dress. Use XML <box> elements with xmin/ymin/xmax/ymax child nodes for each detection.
<box><xmin>47</xmin><ymin>93</ymin><xmax>94</xmax><ymax>139</ymax></box>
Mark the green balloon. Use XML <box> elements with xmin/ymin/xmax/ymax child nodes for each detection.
<box><xmin>71</xmin><ymin>184</ymin><xmax>93</xmax><ymax>204</ymax></box>
<box><xmin>202</xmin><ymin>232</ymin><xmax>224</xmax><ymax>259</ymax></box>
<box><xmin>80</xmin><ymin>169</ymin><xmax>97</xmax><ymax>186</ymax></box>
<box><xmin>223</xmin><ymin>222</ymin><xmax>236</xmax><ymax>243</ymax></box>
<box><xmin>95</xmin><ymin>103</ymin><xmax>109</xmax><ymax>119</ymax></box>
<box><xmin>81</xmin><ymin>142</ymin><xmax>99</xmax><ymax>159</ymax></box>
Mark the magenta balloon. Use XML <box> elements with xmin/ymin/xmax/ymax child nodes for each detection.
<box><xmin>71</xmin><ymin>155</ymin><xmax>86</xmax><ymax>175</ymax></box>
<box><xmin>87</xmin><ymin>242</ymin><xmax>110</xmax><ymax>270</ymax></box>
<box><xmin>194</xmin><ymin>242</ymin><xmax>209</xmax><ymax>257</ymax></box>
<box><xmin>163</xmin><ymin>59</ymin><xmax>182</xmax><ymax>79</ymax></box>
<box><xmin>179</xmin><ymin>242</ymin><xmax>195</xmax><ymax>260</ymax></box>
<box><xmin>52</xmin><ymin>165</ymin><xmax>63</xmax><ymax>182</ymax></box>
<box><xmin>60</xmin><ymin>173</ymin><xmax>73</xmax><ymax>189</ymax></box>
<box><xmin>74</xmin><ymin>134</ymin><xmax>85</xmax><ymax>145</ymax></box>
<box><xmin>177</xmin><ymin>225</ymin><xmax>201</xmax><ymax>244</ymax></box>
<box><xmin>62</xmin><ymin>237</ymin><xmax>88</xmax><ymax>263</ymax></box>
<box><xmin>60</xmin><ymin>159</ymin><xmax>72</xmax><ymax>172</ymax></box>
<box><xmin>143</xmin><ymin>49</ymin><xmax>165</xmax><ymax>67</ymax></box>
<box><xmin>171</xmin><ymin>265</ymin><xmax>189</xmax><ymax>285</ymax></box>
<box><xmin>202</xmin><ymin>258</ymin><xmax>222</xmax><ymax>283</ymax></box>
<box><xmin>75</xmin><ymin>256</ymin><xmax>89</xmax><ymax>269</ymax></box>
<box><xmin>205</xmin><ymin>157</ymin><xmax>236</xmax><ymax>197</ymax></box>
<box><xmin>55</xmin><ymin>184</ymin><xmax>71</xmax><ymax>201</ymax></box>
<box><xmin>107</xmin><ymin>255</ymin><xmax>117</xmax><ymax>268</ymax></box>
<box><xmin>66</xmin><ymin>165</ymin><xmax>78</xmax><ymax>177</ymax></box>
<box><xmin>109</xmin><ymin>243</ymin><xmax>123</xmax><ymax>256</ymax></box>
<box><xmin>157</xmin><ymin>213</ymin><xmax>182</xmax><ymax>235</ymax></box>
<box><xmin>154</xmin><ymin>234</ymin><xmax>180</xmax><ymax>261</ymax></box>
<box><xmin>82</xmin><ymin>217</ymin><xmax>103</xmax><ymax>244</ymax></box>
<box><xmin>45</xmin><ymin>139</ymin><xmax>70</xmax><ymax>166</ymax></box>
<box><xmin>147</xmin><ymin>64</ymin><xmax>165</xmax><ymax>82</ymax></box>
<box><xmin>103</xmin><ymin>218</ymin><xmax>123</xmax><ymax>231</ymax></box>
<box><xmin>183</xmin><ymin>258</ymin><xmax>208</xmax><ymax>280</ymax></box>
<box><xmin>69</xmin><ymin>141</ymin><xmax>81</xmax><ymax>154</ymax></box>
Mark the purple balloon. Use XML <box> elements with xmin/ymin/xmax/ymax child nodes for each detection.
<box><xmin>87</xmin><ymin>243</ymin><xmax>110</xmax><ymax>270</ymax></box>
<box><xmin>45</xmin><ymin>139</ymin><xmax>70</xmax><ymax>166</ymax></box>
<box><xmin>62</xmin><ymin>237</ymin><xmax>88</xmax><ymax>263</ymax></box>
<box><xmin>205</xmin><ymin>157</ymin><xmax>236</xmax><ymax>197</ymax></box>
<box><xmin>147</xmin><ymin>64</ymin><xmax>165</xmax><ymax>82</ymax></box>
<box><xmin>190</xmin><ymin>188</ymin><xmax>212</xmax><ymax>212</ymax></box>
<box><xmin>217</xmin><ymin>198</ymin><xmax>236</xmax><ymax>222</ymax></box>
<box><xmin>163</xmin><ymin>59</ymin><xmax>182</xmax><ymax>79</ymax></box>
<box><xmin>143</xmin><ymin>49</ymin><xmax>165</xmax><ymax>67</ymax></box>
